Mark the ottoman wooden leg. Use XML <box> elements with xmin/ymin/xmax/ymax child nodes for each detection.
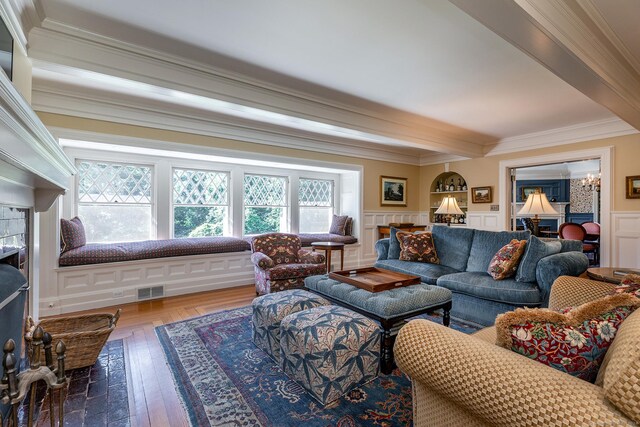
<box><xmin>443</xmin><ymin>301</ymin><xmax>452</xmax><ymax>327</ymax></box>
<box><xmin>380</xmin><ymin>327</ymin><xmax>395</xmax><ymax>375</ymax></box>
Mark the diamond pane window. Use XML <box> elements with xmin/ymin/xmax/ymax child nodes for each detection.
<box><xmin>76</xmin><ymin>160</ymin><xmax>153</xmax><ymax>243</ymax></box>
<box><xmin>299</xmin><ymin>178</ymin><xmax>334</xmax><ymax>233</ymax></box>
<box><xmin>173</xmin><ymin>169</ymin><xmax>229</xmax><ymax>237</ymax></box>
<box><xmin>244</xmin><ymin>174</ymin><xmax>288</xmax><ymax>235</ymax></box>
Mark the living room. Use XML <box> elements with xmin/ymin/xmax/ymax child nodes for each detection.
<box><xmin>1</xmin><ymin>1</ymin><xmax>639</xmax><ymax>426</ymax></box>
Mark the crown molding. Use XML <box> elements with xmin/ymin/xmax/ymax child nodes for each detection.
<box><xmin>0</xmin><ymin>0</ymin><xmax>31</xmax><ymax>52</ymax></box>
<box><xmin>32</xmin><ymin>80</ymin><xmax>424</xmax><ymax>166</ymax></box>
<box><xmin>419</xmin><ymin>153</ymin><xmax>469</xmax><ymax>166</ymax></box>
<box><xmin>27</xmin><ymin>23</ymin><xmax>491</xmax><ymax>157</ymax></box>
<box><xmin>485</xmin><ymin>117</ymin><xmax>637</xmax><ymax>156</ymax></box>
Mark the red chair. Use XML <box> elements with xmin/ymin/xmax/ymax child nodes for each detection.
<box><xmin>559</xmin><ymin>222</ymin><xmax>598</xmax><ymax>265</ymax></box>
<box><xmin>581</xmin><ymin>221</ymin><xmax>600</xmax><ymax>265</ymax></box>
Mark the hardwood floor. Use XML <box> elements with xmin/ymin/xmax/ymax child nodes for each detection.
<box><xmin>49</xmin><ymin>284</ymin><xmax>257</xmax><ymax>427</ymax></box>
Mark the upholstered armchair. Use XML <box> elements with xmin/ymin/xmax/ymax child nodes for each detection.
<box><xmin>394</xmin><ymin>276</ymin><xmax>640</xmax><ymax>426</ymax></box>
<box><xmin>251</xmin><ymin>233</ymin><xmax>326</xmax><ymax>295</ymax></box>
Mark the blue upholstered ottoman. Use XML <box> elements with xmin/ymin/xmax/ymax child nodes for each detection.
<box><xmin>251</xmin><ymin>289</ymin><xmax>329</xmax><ymax>362</ymax></box>
<box><xmin>279</xmin><ymin>305</ymin><xmax>380</xmax><ymax>405</ymax></box>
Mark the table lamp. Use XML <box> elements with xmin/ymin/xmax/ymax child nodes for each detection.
<box><xmin>517</xmin><ymin>189</ymin><xmax>558</xmax><ymax>236</ymax></box>
<box><xmin>435</xmin><ymin>195</ymin><xmax>464</xmax><ymax>226</ymax></box>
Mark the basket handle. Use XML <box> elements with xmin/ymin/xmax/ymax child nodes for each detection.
<box><xmin>111</xmin><ymin>309</ymin><xmax>121</xmax><ymax>328</ymax></box>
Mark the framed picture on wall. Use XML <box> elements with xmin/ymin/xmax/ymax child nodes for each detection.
<box><xmin>626</xmin><ymin>175</ymin><xmax>640</xmax><ymax>199</ymax></box>
<box><xmin>521</xmin><ymin>186</ymin><xmax>542</xmax><ymax>200</ymax></box>
<box><xmin>380</xmin><ymin>176</ymin><xmax>407</xmax><ymax>206</ymax></box>
<box><xmin>471</xmin><ymin>186</ymin><xmax>492</xmax><ymax>203</ymax></box>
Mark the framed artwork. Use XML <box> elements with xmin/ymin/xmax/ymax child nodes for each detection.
<box><xmin>626</xmin><ymin>175</ymin><xmax>640</xmax><ymax>199</ymax></box>
<box><xmin>521</xmin><ymin>186</ymin><xmax>542</xmax><ymax>200</ymax></box>
<box><xmin>380</xmin><ymin>176</ymin><xmax>407</xmax><ymax>206</ymax></box>
<box><xmin>471</xmin><ymin>186</ymin><xmax>492</xmax><ymax>203</ymax></box>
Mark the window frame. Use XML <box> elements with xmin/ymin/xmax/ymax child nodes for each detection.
<box><xmin>242</xmin><ymin>172</ymin><xmax>290</xmax><ymax>236</ymax></box>
<box><xmin>298</xmin><ymin>177</ymin><xmax>335</xmax><ymax>233</ymax></box>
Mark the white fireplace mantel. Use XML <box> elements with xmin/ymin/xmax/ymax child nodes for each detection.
<box><xmin>0</xmin><ymin>71</ymin><xmax>75</xmax><ymax>211</ymax></box>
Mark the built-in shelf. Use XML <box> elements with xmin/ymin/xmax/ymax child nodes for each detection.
<box><xmin>430</xmin><ymin>171</ymin><xmax>468</xmax><ymax>225</ymax></box>
<box><xmin>430</xmin><ymin>190</ymin><xmax>468</xmax><ymax>194</ymax></box>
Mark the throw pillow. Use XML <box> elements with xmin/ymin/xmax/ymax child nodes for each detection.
<box><xmin>60</xmin><ymin>216</ymin><xmax>87</xmax><ymax>253</ymax></box>
<box><xmin>487</xmin><ymin>239</ymin><xmax>527</xmax><ymax>280</ymax></box>
<box><xmin>344</xmin><ymin>217</ymin><xmax>353</xmax><ymax>236</ymax></box>
<box><xmin>387</xmin><ymin>226</ymin><xmax>402</xmax><ymax>260</ymax></box>
<box><xmin>396</xmin><ymin>231</ymin><xmax>439</xmax><ymax>264</ymax></box>
<box><xmin>495</xmin><ymin>294</ymin><xmax>640</xmax><ymax>382</ymax></box>
<box><xmin>329</xmin><ymin>215</ymin><xmax>349</xmax><ymax>236</ymax></box>
<box><xmin>610</xmin><ymin>273</ymin><xmax>640</xmax><ymax>298</ymax></box>
<box><xmin>515</xmin><ymin>235</ymin><xmax>562</xmax><ymax>283</ymax></box>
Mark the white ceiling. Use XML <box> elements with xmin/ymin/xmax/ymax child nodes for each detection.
<box><xmin>10</xmin><ymin>0</ymin><xmax>636</xmax><ymax>162</ymax></box>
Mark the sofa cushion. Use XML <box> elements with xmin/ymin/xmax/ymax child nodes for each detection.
<box><xmin>430</xmin><ymin>225</ymin><xmax>475</xmax><ymax>271</ymax></box>
<box><xmin>495</xmin><ymin>294</ymin><xmax>640</xmax><ymax>383</ymax></box>
<box><xmin>329</xmin><ymin>215</ymin><xmax>349</xmax><ymax>235</ymax></box>
<box><xmin>397</xmin><ymin>231</ymin><xmax>439</xmax><ymax>264</ymax></box>
<box><xmin>266</xmin><ymin>263</ymin><xmax>327</xmax><ymax>280</ymax></box>
<box><xmin>488</xmin><ymin>239</ymin><xmax>527</xmax><ymax>280</ymax></box>
<box><xmin>60</xmin><ymin>216</ymin><xmax>86</xmax><ymax>253</ymax></box>
<box><xmin>516</xmin><ymin>235</ymin><xmax>562</xmax><ymax>283</ymax></box>
<box><xmin>387</xmin><ymin>227</ymin><xmax>402</xmax><ymax>260</ymax></box>
<box><xmin>436</xmin><ymin>271</ymin><xmax>542</xmax><ymax>305</ymax></box>
<box><xmin>466</xmin><ymin>230</ymin><xmax>530</xmax><ymax>273</ymax></box>
<box><xmin>374</xmin><ymin>259</ymin><xmax>458</xmax><ymax>285</ymax></box>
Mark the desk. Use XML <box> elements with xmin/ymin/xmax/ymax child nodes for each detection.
<box><xmin>311</xmin><ymin>241</ymin><xmax>345</xmax><ymax>273</ymax></box>
<box><xmin>377</xmin><ymin>225</ymin><xmax>427</xmax><ymax>240</ymax></box>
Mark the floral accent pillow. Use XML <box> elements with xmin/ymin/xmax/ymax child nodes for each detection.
<box><xmin>396</xmin><ymin>231</ymin><xmax>439</xmax><ymax>264</ymax></box>
<box><xmin>495</xmin><ymin>294</ymin><xmax>640</xmax><ymax>382</ymax></box>
<box><xmin>60</xmin><ymin>216</ymin><xmax>87</xmax><ymax>253</ymax></box>
<box><xmin>487</xmin><ymin>239</ymin><xmax>527</xmax><ymax>280</ymax></box>
<box><xmin>610</xmin><ymin>273</ymin><xmax>640</xmax><ymax>298</ymax></box>
<box><xmin>329</xmin><ymin>215</ymin><xmax>349</xmax><ymax>236</ymax></box>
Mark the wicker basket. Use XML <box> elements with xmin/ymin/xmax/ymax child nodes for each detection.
<box><xmin>25</xmin><ymin>309</ymin><xmax>121</xmax><ymax>370</ymax></box>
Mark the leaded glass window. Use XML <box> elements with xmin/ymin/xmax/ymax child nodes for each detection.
<box><xmin>299</xmin><ymin>178</ymin><xmax>334</xmax><ymax>232</ymax></box>
<box><xmin>243</xmin><ymin>174</ymin><xmax>288</xmax><ymax>235</ymax></box>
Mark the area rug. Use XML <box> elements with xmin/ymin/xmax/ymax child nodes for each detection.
<box><xmin>157</xmin><ymin>306</ymin><xmax>479</xmax><ymax>427</ymax></box>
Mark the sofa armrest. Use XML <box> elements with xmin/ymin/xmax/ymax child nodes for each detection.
<box><xmin>394</xmin><ymin>319</ymin><xmax>631</xmax><ymax>426</ymax></box>
<box><xmin>548</xmin><ymin>275</ymin><xmax>616</xmax><ymax>311</ymax></box>
<box><xmin>250</xmin><ymin>252</ymin><xmax>274</xmax><ymax>269</ymax></box>
<box><xmin>298</xmin><ymin>249</ymin><xmax>325</xmax><ymax>264</ymax></box>
<box><xmin>375</xmin><ymin>238</ymin><xmax>390</xmax><ymax>260</ymax></box>
<box><xmin>535</xmin><ymin>251</ymin><xmax>589</xmax><ymax>306</ymax></box>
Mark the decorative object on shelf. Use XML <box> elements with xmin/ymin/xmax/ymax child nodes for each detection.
<box><xmin>471</xmin><ymin>186</ymin><xmax>492</xmax><ymax>203</ymax></box>
<box><xmin>448</xmin><ymin>179</ymin><xmax>455</xmax><ymax>191</ymax></box>
<box><xmin>521</xmin><ymin>186</ymin><xmax>542</xmax><ymax>201</ymax></box>
<box><xmin>435</xmin><ymin>196</ymin><xmax>464</xmax><ymax>227</ymax></box>
<box><xmin>581</xmin><ymin>173</ymin><xmax>601</xmax><ymax>192</ymax></box>
<box><xmin>462</xmin><ymin>180</ymin><xmax>467</xmax><ymax>191</ymax></box>
<box><xmin>517</xmin><ymin>189</ymin><xmax>559</xmax><ymax>236</ymax></box>
<box><xmin>626</xmin><ymin>175</ymin><xmax>640</xmax><ymax>199</ymax></box>
<box><xmin>380</xmin><ymin>176</ymin><xmax>407</xmax><ymax>207</ymax></box>
<box><xmin>1</xmin><ymin>327</ymin><xmax>69</xmax><ymax>427</ymax></box>
<box><xmin>457</xmin><ymin>178</ymin><xmax>462</xmax><ymax>191</ymax></box>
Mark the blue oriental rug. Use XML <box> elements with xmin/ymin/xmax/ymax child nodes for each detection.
<box><xmin>156</xmin><ymin>306</ymin><xmax>478</xmax><ymax>427</ymax></box>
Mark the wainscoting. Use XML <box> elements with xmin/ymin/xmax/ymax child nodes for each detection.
<box><xmin>611</xmin><ymin>212</ymin><xmax>640</xmax><ymax>269</ymax></box>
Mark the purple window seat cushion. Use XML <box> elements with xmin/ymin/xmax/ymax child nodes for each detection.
<box><xmin>59</xmin><ymin>237</ymin><xmax>251</xmax><ymax>267</ymax></box>
<box><xmin>297</xmin><ymin>233</ymin><xmax>358</xmax><ymax>246</ymax></box>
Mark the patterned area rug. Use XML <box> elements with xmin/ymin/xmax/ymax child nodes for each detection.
<box><xmin>157</xmin><ymin>306</ymin><xmax>479</xmax><ymax>427</ymax></box>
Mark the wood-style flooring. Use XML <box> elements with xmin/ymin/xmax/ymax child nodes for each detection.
<box><xmin>49</xmin><ymin>284</ymin><xmax>257</xmax><ymax>427</ymax></box>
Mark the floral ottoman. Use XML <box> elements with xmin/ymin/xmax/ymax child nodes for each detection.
<box><xmin>279</xmin><ymin>305</ymin><xmax>381</xmax><ymax>405</ymax></box>
<box><xmin>251</xmin><ymin>289</ymin><xmax>329</xmax><ymax>363</ymax></box>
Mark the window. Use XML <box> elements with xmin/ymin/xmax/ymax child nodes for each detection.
<box><xmin>173</xmin><ymin>168</ymin><xmax>229</xmax><ymax>237</ymax></box>
<box><xmin>76</xmin><ymin>160</ymin><xmax>153</xmax><ymax>243</ymax></box>
<box><xmin>299</xmin><ymin>178</ymin><xmax>334</xmax><ymax>232</ymax></box>
<box><xmin>243</xmin><ymin>174</ymin><xmax>288</xmax><ymax>235</ymax></box>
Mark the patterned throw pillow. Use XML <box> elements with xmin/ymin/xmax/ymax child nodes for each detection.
<box><xmin>60</xmin><ymin>217</ymin><xmax>87</xmax><ymax>253</ymax></box>
<box><xmin>495</xmin><ymin>294</ymin><xmax>640</xmax><ymax>382</ymax></box>
<box><xmin>487</xmin><ymin>239</ymin><xmax>527</xmax><ymax>280</ymax></box>
<box><xmin>344</xmin><ymin>217</ymin><xmax>353</xmax><ymax>236</ymax></box>
<box><xmin>610</xmin><ymin>274</ymin><xmax>640</xmax><ymax>298</ymax></box>
<box><xmin>396</xmin><ymin>231</ymin><xmax>439</xmax><ymax>264</ymax></box>
<box><xmin>329</xmin><ymin>215</ymin><xmax>349</xmax><ymax>236</ymax></box>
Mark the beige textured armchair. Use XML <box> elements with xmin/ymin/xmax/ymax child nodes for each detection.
<box><xmin>395</xmin><ymin>276</ymin><xmax>640</xmax><ymax>426</ymax></box>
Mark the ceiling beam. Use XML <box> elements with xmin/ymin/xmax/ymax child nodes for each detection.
<box><xmin>451</xmin><ymin>0</ymin><xmax>640</xmax><ymax>131</ymax></box>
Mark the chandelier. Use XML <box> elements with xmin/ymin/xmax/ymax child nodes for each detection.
<box><xmin>582</xmin><ymin>173</ymin><xmax>601</xmax><ymax>192</ymax></box>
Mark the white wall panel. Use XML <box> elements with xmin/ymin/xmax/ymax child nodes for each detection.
<box><xmin>611</xmin><ymin>212</ymin><xmax>640</xmax><ymax>268</ymax></box>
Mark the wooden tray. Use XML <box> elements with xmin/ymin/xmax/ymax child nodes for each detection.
<box><xmin>329</xmin><ymin>267</ymin><xmax>421</xmax><ymax>292</ymax></box>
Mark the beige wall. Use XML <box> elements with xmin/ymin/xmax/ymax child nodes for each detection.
<box><xmin>37</xmin><ymin>112</ymin><xmax>422</xmax><ymax>212</ymax></box>
<box><xmin>420</xmin><ymin>133</ymin><xmax>640</xmax><ymax>212</ymax></box>
<box><xmin>12</xmin><ymin>42</ymin><xmax>31</xmax><ymax>103</ymax></box>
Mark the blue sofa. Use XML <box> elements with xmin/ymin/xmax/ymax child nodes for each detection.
<box><xmin>374</xmin><ymin>225</ymin><xmax>589</xmax><ymax>326</ymax></box>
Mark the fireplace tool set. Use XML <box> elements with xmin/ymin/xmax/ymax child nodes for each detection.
<box><xmin>1</xmin><ymin>326</ymin><xmax>68</xmax><ymax>427</ymax></box>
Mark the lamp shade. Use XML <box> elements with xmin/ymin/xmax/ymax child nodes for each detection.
<box><xmin>517</xmin><ymin>190</ymin><xmax>558</xmax><ymax>216</ymax></box>
<box><xmin>435</xmin><ymin>195</ymin><xmax>464</xmax><ymax>215</ymax></box>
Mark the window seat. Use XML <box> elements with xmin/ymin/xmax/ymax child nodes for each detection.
<box><xmin>58</xmin><ymin>234</ymin><xmax>358</xmax><ymax>267</ymax></box>
<box><xmin>59</xmin><ymin>237</ymin><xmax>251</xmax><ymax>267</ymax></box>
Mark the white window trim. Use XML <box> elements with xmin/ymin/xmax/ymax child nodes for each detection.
<box><xmin>243</xmin><ymin>173</ymin><xmax>290</xmax><ymax>236</ymax></box>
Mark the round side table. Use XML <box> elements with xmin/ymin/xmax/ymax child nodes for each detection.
<box><xmin>586</xmin><ymin>267</ymin><xmax>631</xmax><ymax>284</ymax></box>
<box><xmin>311</xmin><ymin>242</ymin><xmax>345</xmax><ymax>273</ymax></box>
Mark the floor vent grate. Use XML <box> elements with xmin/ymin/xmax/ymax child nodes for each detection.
<box><xmin>137</xmin><ymin>285</ymin><xmax>164</xmax><ymax>300</ymax></box>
